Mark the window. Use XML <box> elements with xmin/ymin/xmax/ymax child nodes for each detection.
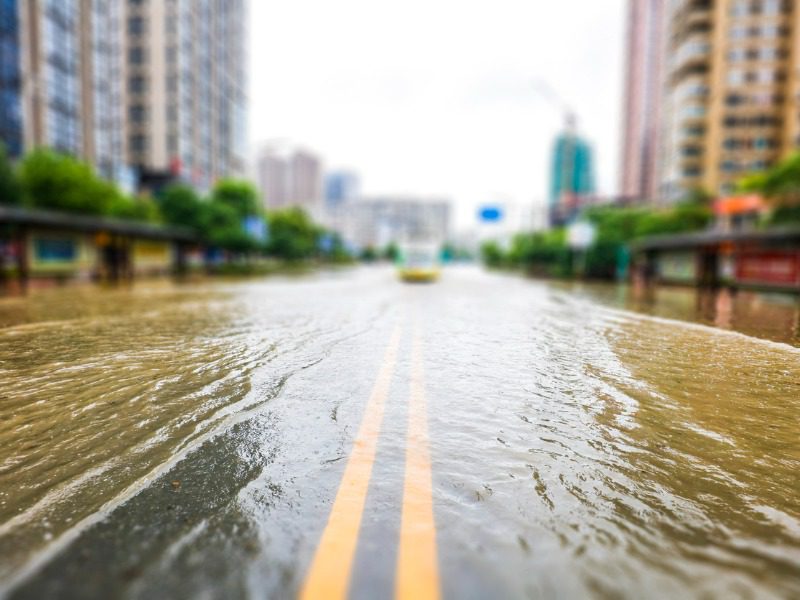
<box><xmin>130</xmin><ymin>134</ymin><xmax>147</xmax><ymax>152</ymax></box>
<box><xmin>129</xmin><ymin>105</ymin><xmax>146</xmax><ymax>122</ymax></box>
<box><xmin>728</xmin><ymin>69</ymin><xmax>745</xmax><ymax>85</ymax></box>
<box><xmin>129</xmin><ymin>76</ymin><xmax>146</xmax><ymax>93</ymax></box>
<box><xmin>128</xmin><ymin>47</ymin><xmax>145</xmax><ymax>64</ymax></box>
<box><xmin>128</xmin><ymin>16</ymin><xmax>145</xmax><ymax>35</ymax></box>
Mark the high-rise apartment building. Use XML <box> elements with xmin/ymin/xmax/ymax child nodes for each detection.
<box><xmin>0</xmin><ymin>0</ymin><xmax>23</xmax><ymax>158</ymax></box>
<box><xmin>661</xmin><ymin>0</ymin><xmax>799</xmax><ymax>200</ymax></box>
<box><xmin>257</xmin><ymin>147</ymin><xmax>323</xmax><ymax>212</ymax></box>
<box><xmin>620</xmin><ymin>0</ymin><xmax>667</xmax><ymax>201</ymax></box>
<box><xmin>0</xmin><ymin>0</ymin><xmax>125</xmax><ymax>181</ymax></box>
<box><xmin>19</xmin><ymin>0</ymin><xmax>83</xmax><ymax>158</ymax></box>
<box><xmin>289</xmin><ymin>150</ymin><xmax>322</xmax><ymax>207</ymax></box>
<box><xmin>0</xmin><ymin>0</ymin><xmax>246</xmax><ymax>192</ymax></box>
<box><xmin>257</xmin><ymin>150</ymin><xmax>290</xmax><ymax>208</ymax></box>
<box><xmin>124</xmin><ymin>0</ymin><xmax>248</xmax><ymax>192</ymax></box>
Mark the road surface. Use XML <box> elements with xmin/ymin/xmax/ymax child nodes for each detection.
<box><xmin>1</xmin><ymin>266</ymin><xmax>799</xmax><ymax>599</ymax></box>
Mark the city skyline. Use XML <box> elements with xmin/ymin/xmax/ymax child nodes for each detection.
<box><xmin>248</xmin><ymin>0</ymin><xmax>626</xmax><ymax>228</ymax></box>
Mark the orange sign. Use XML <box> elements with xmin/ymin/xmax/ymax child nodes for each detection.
<box><xmin>713</xmin><ymin>195</ymin><xmax>765</xmax><ymax>216</ymax></box>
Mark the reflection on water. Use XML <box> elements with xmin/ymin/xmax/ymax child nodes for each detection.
<box><xmin>556</xmin><ymin>281</ymin><xmax>800</xmax><ymax>347</ymax></box>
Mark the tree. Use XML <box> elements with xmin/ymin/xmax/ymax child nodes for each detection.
<box><xmin>266</xmin><ymin>207</ymin><xmax>320</xmax><ymax>260</ymax></box>
<box><xmin>0</xmin><ymin>144</ymin><xmax>21</xmax><ymax>205</ymax></box>
<box><xmin>382</xmin><ymin>242</ymin><xmax>399</xmax><ymax>261</ymax></box>
<box><xmin>201</xmin><ymin>200</ymin><xmax>258</xmax><ymax>252</ymax></box>
<box><xmin>158</xmin><ymin>184</ymin><xmax>204</xmax><ymax>230</ymax></box>
<box><xmin>211</xmin><ymin>179</ymin><xmax>260</xmax><ymax>219</ymax></box>
<box><xmin>480</xmin><ymin>241</ymin><xmax>505</xmax><ymax>268</ymax></box>
<box><xmin>16</xmin><ymin>149</ymin><xmax>156</xmax><ymax>221</ymax></box>
<box><xmin>739</xmin><ymin>152</ymin><xmax>800</xmax><ymax>207</ymax></box>
<box><xmin>19</xmin><ymin>149</ymin><xmax>116</xmax><ymax>215</ymax></box>
<box><xmin>108</xmin><ymin>194</ymin><xmax>162</xmax><ymax>223</ymax></box>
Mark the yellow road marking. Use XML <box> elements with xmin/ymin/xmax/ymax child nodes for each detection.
<box><xmin>300</xmin><ymin>327</ymin><xmax>402</xmax><ymax>600</ymax></box>
<box><xmin>396</xmin><ymin>330</ymin><xmax>440</xmax><ymax>600</ymax></box>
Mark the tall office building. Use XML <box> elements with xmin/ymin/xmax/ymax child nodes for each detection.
<box><xmin>660</xmin><ymin>0</ymin><xmax>800</xmax><ymax>200</ymax></box>
<box><xmin>549</xmin><ymin>128</ymin><xmax>595</xmax><ymax>207</ymax></box>
<box><xmin>124</xmin><ymin>0</ymin><xmax>248</xmax><ymax>192</ymax></box>
<box><xmin>620</xmin><ymin>0</ymin><xmax>667</xmax><ymax>201</ymax></box>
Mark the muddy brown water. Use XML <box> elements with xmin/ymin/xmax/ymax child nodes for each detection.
<box><xmin>1</xmin><ymin>267</ymin><xmax>798</xmax><ymax>599</ymax></box>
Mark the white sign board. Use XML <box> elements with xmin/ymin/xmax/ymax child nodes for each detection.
<box><xmin>567</xmin><ymin>221</ymin><xmax>596</xmax><ymax>250</ymax></box>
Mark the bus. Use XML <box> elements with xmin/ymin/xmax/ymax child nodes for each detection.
<box><xmin>396</xmin><ymin>242</ymin><xmax>441</xmax><ymax>283</ymax></box>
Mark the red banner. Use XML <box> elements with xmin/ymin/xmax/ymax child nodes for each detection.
<box><xmin>735</xmin><ymin>251</ymin><xmax>800</xmax><ymax>286</ymax></box>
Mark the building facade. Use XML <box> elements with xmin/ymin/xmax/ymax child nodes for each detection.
<box><xmin>620</xmin><ymin>0</ymin><xmax>667</xmax><ymax>202</ymax></box>
<box><xmin>339</xmin><ymin>197</ymin><xmax>451</xmax><ymax>250</ymax></box>
<box><xmin>0</xmin><ymin>0</ymin><xmax>23</xmax><ymax>158</ymax></box>
<box><xmin>0</xmin><ymin>0</ymin><xmax>126</xmax><ymax>181</ymax></box>
<box><xmin>0</xmin><ymin>0</ymin><xmax>247</xmax><ymax>192</ymax></box>
<box><xmin>257</xmin><ymin>147</ymin><xmax>323</xmax><ymax>213</ymax></box>
<box><xmin>257</xmin><ymin>150</ymin><xmax>289</xmax><ymax>209</ymax></box>
<box><xmin>324</xmin><ymin>170</ymin><xmax>360</xmax><ymax>209</ymax></box>
<box><xmin>289</xmin><ymin>150</ymin><xmax>322</xmax><ymax>208</ymax></box>
<box><xmin>124</xmin><ymin>0</ymin><xmax>248</xmax><ymax>192</ymax></box>
<box><xmin>549</xmin><ymin>130</ymin><xmax>595</xmax><ymax>208</ymax></box>
<box><xmin>660</xmin><ymin>0</ymin><xmax>800</xmax><ymax>200</ymax></box>
<box><xmin>19</xmin><ymin>0</ymin><xmax>84</xmax><ymax>158</ymax></box>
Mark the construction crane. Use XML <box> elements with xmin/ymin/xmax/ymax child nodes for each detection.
<box><xmin>531</xmin><ymin>79</ymin><xmax>578</xmax><ymax>132</ymax></box>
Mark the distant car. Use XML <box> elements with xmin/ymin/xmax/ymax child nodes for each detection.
<box><xmin>397</xmin><ymin>244</ymin><xmax>441</xmax><ymax>283</ymax></box>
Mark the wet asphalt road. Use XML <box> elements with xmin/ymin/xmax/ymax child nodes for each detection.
<box><xmin>1</xmin><ymin>266</ymin><xmax>799</xmax><ymax>599</ymax></box>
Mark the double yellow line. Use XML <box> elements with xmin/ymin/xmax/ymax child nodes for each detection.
<box><xmin>300</xmin><ymin>327</ymin><xmax>440</xmax><ymax>600</ymax></box>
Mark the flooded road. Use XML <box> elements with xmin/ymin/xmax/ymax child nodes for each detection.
<box><xmin>1</xmin><ymin>267</ymin><xmax>798</xmax><ymax>599</ymax></box>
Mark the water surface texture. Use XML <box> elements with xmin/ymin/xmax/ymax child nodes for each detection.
<box><xmin>1</xmin><ymin>267</ymin><xmax>798</xmax><ymax>599</ymax></box>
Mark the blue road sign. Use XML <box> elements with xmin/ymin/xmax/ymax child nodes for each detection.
<box><xmin>478</xmin><ymin>206</ymin><xmax>503</xmax><ymax>222</ymax></box>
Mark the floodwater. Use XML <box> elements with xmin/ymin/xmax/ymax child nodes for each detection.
<box><xmin>0</xmin><ymin>266</ymin><xmax>798</xmax><ymax>599</ymax></box>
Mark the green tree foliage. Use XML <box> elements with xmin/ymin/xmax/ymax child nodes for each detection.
<box><xmin>382</xmin><ymin>242</ymin><xmax>399</xmax><ymax>261</ymax></box>
<box><xmin>18</xmin><ymin>149</ymin><xmax>156</xmax><ymax>221</ymax></box>
<box><xmin>8</xmin><ymin>149</ymin><xmax>343</xmax><ymax>262</ymax></box>
<box><xmin>266</xmin><ymin>207</ymin><xmax>321</xmax><ymax>260</ymax></box>
<box><xmin>633</xmin><ymin>202</ymin><xmax>712</xmax><ymax>238</ymax></box>
<box><xmin>768</xmin><ymin>205</ymin><xmax>800</xmax><ymax>225</ymax></box>
<box><xmin>739</xmin><ymin>152</ymin><xmax>800</xmax><ymax>207</ymax></box>
<box><xmin>481</xmin><ymin>198</ymin><xmax>713</xmax><ymax>279</ymax></box>
<box><xmin>507</xmin><ymin>229</ymin><xmax>573</xmax><ymax>277</ymax></box>
<box><xmin>20</xmin><ymin>150</ymin><xmax>116</xmax><ymax>215</ymax></box>
<box><xmin>211</xmin><ymin>179</ymin><xmax>260</xmax><ymax>218</ymax></box>
<box><xmin>0</xmin><ymin>144</ymin><xmax>21</xmax><ymax>205</ymax></box>
<box><xmin>359</xmin><ymin>246</ymin><xmax>378</xmax><ymax>262</ymax></box>
<box><xmin>480</xmin><ymin>241</ymin><xmax>505</xmax><ymax>268</ymax></box>
<box><xmin>158</xmin><ymin>184</ymin><xmax>205</xmax><ymax>230</ymax></box>
<box><xmin>202</xmin><ymin>200</ymin><xmax>257</xmax><ymax>253</ymax></box>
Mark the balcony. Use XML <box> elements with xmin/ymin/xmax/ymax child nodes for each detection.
<box><xmin>671</xmin><ymin>37</ymin><xmax>711</xmax><ymax>75</ymax></box>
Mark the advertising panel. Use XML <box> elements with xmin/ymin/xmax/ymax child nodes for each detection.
<box><xmin>735</xmin><ymin>251</ymin><xmax>800</xmax><ymax>287</ymax></box>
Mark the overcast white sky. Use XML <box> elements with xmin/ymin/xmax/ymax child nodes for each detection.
<box><xmin>249</xmin><ymin>0</ymin><xmax>626</xmax><ymax>228</ymax></box>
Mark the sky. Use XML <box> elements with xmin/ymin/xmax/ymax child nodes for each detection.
<box><xmin>249</xmin><ymin>0</ymin><xmax>626</xmax><ymax>230</ymax></box>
